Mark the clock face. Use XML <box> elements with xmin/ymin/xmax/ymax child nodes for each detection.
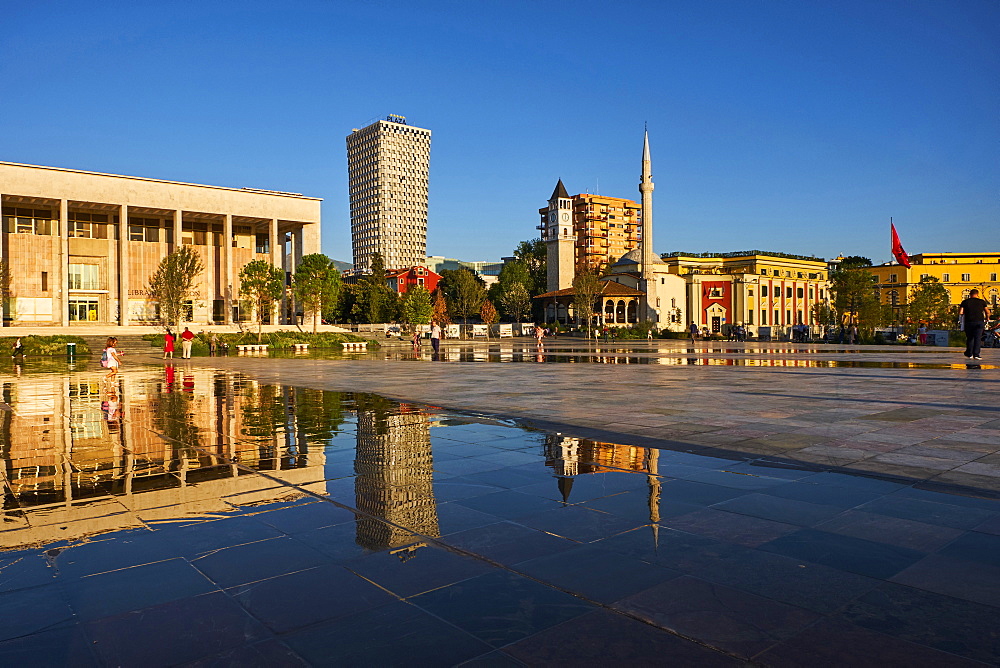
<box><xmin>561</xmin><ymin>213</ymin><xmax>569</xmax><ymax>222</ymax></box>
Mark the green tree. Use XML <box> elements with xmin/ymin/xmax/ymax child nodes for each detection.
<box><xmin>487</xmin><ymin>260</ymin><xmax>532</xmax><ymax>319</ymax></box>
<box><xmin>909</xmin><ymin>276</ymin><xmax>953</xmax><ymax>328</ymax></box>
<box><xmin>838</xmin><ymin>256</ymin><xmax>873</xmax><ymax>269</ymax></box>
<box><xmin>354</xmin><ymin>253</ymin><xmax>398</xmax><ymax>323</ymax></box>
<box><xmin>513</xmin><ymin>239</ymin><xmax>548</xmax><ymax>296</ymax></box>
<box><xmin>147</xmin><ymin>246</ymin><xmax>205</xmax><ymax>328</ymax></box>
<box><xmin>401</xmin><ymin>286</ymin><xmax>433</xmax><ymax>327</ymax></box>
<box><xmin>240</xmin><ymin>259</ymin><xmax>285</xmax><ymax>340</ymax></box>
<box><xmin>572</xmin><ymin>271</ymin><xmax>602</xmax><ymax>335</ymax></box>
<box><xmin>499</xmin><ymin>282</ymin><xmax>532</xmax><ymax>322</ymax></box>
<box><xmin>830</xmin><ymin>262</ymin><xmax>879</xmax><ymax>327</ymax></box>
<box><xmin>448</xmin><ymin>268</ymin><xmax>486</xmax><ymax>324</ymax></box>
<box><xmin>293</xmin><ymin>254</ymin><xmax>341</xmax><ymax>333</ymax></box>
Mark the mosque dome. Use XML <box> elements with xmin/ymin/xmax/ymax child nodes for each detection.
<box><xmin>612</xmin><ymin>248</ymin><xmax>666</xmax><ymax>267</ymax></box>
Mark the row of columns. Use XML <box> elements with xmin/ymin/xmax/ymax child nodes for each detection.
<box><xmin>1</xmin><ymin>193</ymin><xmax>297</xmax><ymax>326</ymax></box>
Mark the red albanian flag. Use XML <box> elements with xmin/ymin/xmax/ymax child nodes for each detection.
<box><xmin>891</xmin><ymin>223</ymin><xmax>911</xmax><ymax>268</ymax></box>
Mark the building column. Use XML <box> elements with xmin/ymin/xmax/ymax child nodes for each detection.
<box><xmin>223</xmin><ymin>214</ymin><xmax>233</xmax><ymax>324</ymax></box>
<box><xmin>173</xmin><ymin>210</ymin><xmax>182</xmax><ymax>250</ymax></box>
<box><xmin>119</xmin><ymin>205</ymin><xmax>129</xmax><ymax>326</ymax></box>
<box><xmin>60</xmin><ymin>199</ymin><xmax>69</xmax><ymax>326</ymax></box>
<box><xmin>269</xmin><ymin>218</ymin><xmax>281</xmax><ymax>324</ymax></box>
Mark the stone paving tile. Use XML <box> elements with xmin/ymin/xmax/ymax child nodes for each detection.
<box><xmin>502</xmin><ymin>608</ymin><xmax>740</xmax><ymax>666</ymax></box>
<box><xmin>837</xmin><ymin>583</ymin><xmax>1000</xmax><ymax>664</ymax></box>
<box><xmin>614</xmin><ymin>575</ymin><xmax>820</xmax><ymax>659</ymax></box>
<box><xmin>661</xmin><ymin>508</ymin><xmax>800</xmax><ymax>547</ymax></box>
<box><xmin>755</xmin><ymin>617</ymin><xmax>985</xmax><ymax>667</ymax></box>
<box><xmin>890</xmin><ymin>553</ymin><xmax>1000</xmax><ymax>608</ymax></box>
<box><xmin>813</xmin><ymin>510</ymin><xmax>964</xmax><ymax>552</ymax></box>
<box><xmin>411</xmin><ymin>570</ymin><xmax>595</xmax><ymax>648</ymax></box>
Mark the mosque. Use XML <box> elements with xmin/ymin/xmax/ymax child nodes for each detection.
<box><xmin>534</xmin><ymin>131</ymin><xmax>831</xmax><ymax>337</ymax></box>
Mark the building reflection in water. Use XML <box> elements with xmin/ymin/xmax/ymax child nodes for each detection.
<box><xmin>0</xmin><ymin>369</ymin><xmax>344</xmax><ymax>547</ymax></box>
<box><xmin>544</xmin><ymin>434</ymin><xmax>662</xmax><ymax>534</ymax></box>
<box><xmin>1</xmin><ymin>369</ymin><xmax>661</xmax><ymax>553</ymax></box>
<box><xmin>352</xmin><ymin>395</ymin><xmax>439</xmax><ymax>552</ymax></box>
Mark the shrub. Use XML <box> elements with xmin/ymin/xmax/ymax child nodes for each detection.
<box><xmin>1</xmin><ymin>335</ymin><xmax>90</xmax><ymax>356</ymax></box>
<box><xmin>141</xmin><ymin>330</ymin><xmax>378</xmax><ymax>355</ymax></box>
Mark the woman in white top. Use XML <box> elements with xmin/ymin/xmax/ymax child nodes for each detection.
<box><xmin>104</xmin><ymin>336</ymin><xmax>123</xmax><ymax>378</ymax></box>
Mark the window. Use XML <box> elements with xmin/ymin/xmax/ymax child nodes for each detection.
<box><xmin>761</xmin><ymin>310</ymin><xmax>767</xmax><ymax>325</ymax></box>
<box><xmin>128</xmin><ymin>217</ymin><xmax>160</xmax><ymax>242</ymax></box>
<box><xmin>255</xmin><ymin>233</ymin><xmax>271</xmax><ymax>254</ymax></box>
<box><xmin>183</xmin><ymin>222</ymin><xmax>208</xmax><ymax>245</ymax></box>
<box><xmin>774</xmin><ymin>309</ymin><xmax>779</xmax><ymax>324</ymax></box>
<box><xmin>41</xmin><ymin>272</ymin><xmax>48</xmax><ymax>292</ymax></box>
<box><xmin>786</xmin><ymin>287</ymin><xmax>792</xmax><ymax>298</ymax></box>
<box><xmin>761</xmin><ymin>286</ymin><xmax>768</xmax><ymax>297</ymax></box>
<box><xmin>68</xmin><ymin>264</ymin><xmax>100</xmax><ymax>290</ymax></box>
<box><xmin>68</xmin><ymin>212</ymin><xmax>109</xmax><ymax>239</ymax></box>
<box><xmin>747</xmin><ymin>311</ymin><xmax>754</xmax><ymax>325</ymax></box>
<box><xmin>796</xmin><ymin>288</ymin><xmax>804</xmax><ymax>299</ymax></box>
<box><xmin>961</xmin><ymin>273</ymin><xmax>971</xmax><ymax>282</ymax></box>
<box><xmin>992</xmin><ymin>273</ymin><xmax>997</xmax><ymax>282</ymax></box>
<box><xmin>68</xmin><ymin>298</ymin><xmax>99</xmax><ymax>322</ymax></box>
<box><xmin>748</xmin><ymin>289</ymin><xmax>754</xmax><ymax>296</ymax></box>
<box><xmin>2</xmin><ymin>207</ymin><xmax>56</xmax><ymax>235</ymax></box>
<box><xmin>808</xmin><ymin>288</ymin><xmax>814</xmax><ymax>299</ymax></box>
<box><xmin>943</xmin><ymin>273</ymin><xmax>950</xmax><ymax>282</ymax></box>
<box><xmin>888</xmin><ymin>274</ymin><xmax>897</xmax><ymax>283</ymax></box>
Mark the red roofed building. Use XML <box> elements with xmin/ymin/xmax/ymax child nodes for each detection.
<box><xmin>386</xmin><ymin>266</ymin><xmax>441</xmax><ymax>295</ymax></box>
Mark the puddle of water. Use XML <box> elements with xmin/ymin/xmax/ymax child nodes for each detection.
<box><xmin>2</xmin><ymin>366</ymin><xmax>998</xmax><ymax>664</ymax></box>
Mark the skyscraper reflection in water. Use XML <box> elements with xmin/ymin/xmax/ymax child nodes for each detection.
<box><xmin>353</xmin><ymin>399</ymin><xmax>440</xmax><ymax>552</ymax></box>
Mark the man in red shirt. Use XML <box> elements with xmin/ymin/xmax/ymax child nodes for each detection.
<box><xmin>180</xmin><ymin>327</ymin><xmax>196</xmax><ymax>359</ymax></box>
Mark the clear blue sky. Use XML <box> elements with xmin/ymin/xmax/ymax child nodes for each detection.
<box><xmin>2</xmin><ymin>0</ymin><xmax>997</xmax><ymax>266</ymax></box>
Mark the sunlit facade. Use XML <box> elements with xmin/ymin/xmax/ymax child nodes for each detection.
<box><xmin>661</xmin><ymin>251</ymin><xmax>831</xmax><ymax>334</ymax></box>
<box><xmin>0</xmin><ymin>161</ymin><xmax>321</xmax><ymax>326</ymax></box>
<box><xmin>347</xmin><ymin>115</ymin><xmax>431</xmax><ymax>273</ymax></box>
<box><xmin>868</xmin><ymin>252</ymin><xmax>1000</xmax><ymax>313</ymax></box>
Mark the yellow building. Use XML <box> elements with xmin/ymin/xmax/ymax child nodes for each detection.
<box><xmin>661</xmin><ymin>251</ymin><xmax>831</xmax><ymax>335</ymax></box>
<box><xmin>538</xmin><ymin>182</ymin><xmax>642</xmax><ymax>272</ymax></box>
<box><xmin>869</xmin><ymin>252</ymin><xmax>1000</xmax><ymax>312</ymax></box>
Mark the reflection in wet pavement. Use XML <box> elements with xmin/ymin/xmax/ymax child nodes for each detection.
<box><xmin>1</xmin><ymin>367</ymin><xmax>998</xmax><ymax>665</ymax></box>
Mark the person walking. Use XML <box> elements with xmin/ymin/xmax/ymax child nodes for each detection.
<box><xmin>103</xmin><ymin>337</ymin><xmax>123</xmax><ymax>378</ymax></box>
<box><xmin>11</xmin><ymin>337</ymin><xmax>25</xmax><ymax>359</ymax></box>
<box><xmin>918</xmin><ymin>323</ymin><xmax>927</xmax><ymax>345</ymax></box>
<box><xmin>411</xmin><ymin>328</ymin><xmax>421</xmax><ymax>350</ymax></box>
<box><xmin>163</xmin><ymin>329</ymin><xmax>175</xmax><ymax>359</ymax></box>
<box><xmin>430</xmin><ymin>320</ymin><xmax>442</xmax><ymax>354</ymax></box>
<box><xmin>959</xmin><ymin>288</ymin><xmax>991</xmax><ymax>360</ymax></box>
<box><xmin>180</xmin><ymin>327</ymin><xmax>195</xmax><ymax>359</ymax></box>
<box><xmin>689</xmin><ymin>322</ymin><xmax>698</xmax><ymax>343</ymax></box>
<box><xmin>209</xmin><ymin>332</ymin><xmax>219</xmax><ymax>355</ymax></box>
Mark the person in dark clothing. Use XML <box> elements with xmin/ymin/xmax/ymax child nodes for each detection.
<box><xmin>959</xmin><ymin>289</ymin><xmax>991</xmax><ymax>360</ymax></box>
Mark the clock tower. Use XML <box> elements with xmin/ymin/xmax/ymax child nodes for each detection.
<box><xmin>545</xmin><ymin>179</ymin><xmax>575</xmax><ymax>293</ymax></box>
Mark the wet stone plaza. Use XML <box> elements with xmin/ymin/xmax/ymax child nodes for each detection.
<box><xmin>1</xmin><ymin>340</ymin><xmax>999</xmax><ymax>666</ymax></box>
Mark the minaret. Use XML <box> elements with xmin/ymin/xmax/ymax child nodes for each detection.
<box><xmin>639</xmin><ymin>128</ymin><xmax>655</xmax><ymax>322</ymax></box>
